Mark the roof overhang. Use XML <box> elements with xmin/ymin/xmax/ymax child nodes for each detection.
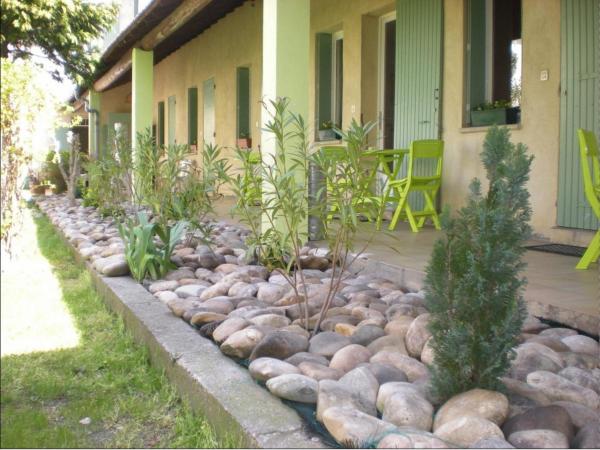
<box><xmin>84</xmin><ymin>0</ymin><xmax>246</xmax><ymax>95</ymax></box>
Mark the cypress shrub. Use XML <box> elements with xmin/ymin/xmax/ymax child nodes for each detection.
<box><xmin>424</xmin><ymin>126</ymin><xmax>533</xmax><ymax>400</ymax></box>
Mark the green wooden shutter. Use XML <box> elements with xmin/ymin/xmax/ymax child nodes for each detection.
<box><xmin>168</xmin><ymin>95</ymin><xmax>176</xmax><ymax>146</ymax></box>
<box><xmin>237</xmin><ymin>67</ymin><xmax>251</xmax><ymax>138</ymax></box>
<box><xmin>395</xmin><ymin>0</ymin><xmax>444</xmax><ymax>209</ymax></box>
<box><xmin>188</xmin><ymin>87</ymin><xmax>198</xmax><ymax>145</ymax></box>
<box><xmin>316</xmin><ymin>33</ymin><xmax>333</xmax><ymax>130</ymax></box>
<box><xmin>557</xmin><ymin>0</ymin><xmax>599</xmax><ymax>230</ymax></box>
<box><xmin>158</xmin><ymin>101</ymin><xmax>165</xmax><ymax>147</ymax></box>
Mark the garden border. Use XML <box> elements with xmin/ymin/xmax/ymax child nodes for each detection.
<box><xmin>43</xmin><ymin>206</ymin><xmax>326</xmax><ymax>449</ymax></box>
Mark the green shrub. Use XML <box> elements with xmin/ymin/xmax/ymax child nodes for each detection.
<box><xmin>41</xmin><ymin>150</ymin><xmax>67</xmax><ymax>193</ymax></box>
<box><xmin>118</xmin><ymin>212</ymin><xmax>187</xmax><ymax>282</ymax></box>
<box><xmin>424</xmin><ymin>126</ymin><xmax>533</xmax><ymax>400</ymax></box>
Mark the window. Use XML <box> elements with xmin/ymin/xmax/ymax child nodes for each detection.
<box><xmin>188</xmin><ymin>87</ymin><xmax>198</xmax><ymax>148</ymax></box>
<box><xmin>316</xmin><ymin>31</ymin><xmax>344</xmax><ymax>140</ymax></box>
<box><xmin>466</xmin><ymin>0</ymin><xmax>522</xmax><ymax>126</ymax></box>
<box><xmin>157</xmin><ymin>101</ymin><xmax>165</xmax><ymax>146</ymax></box>
<box><xmin>236</xmin><ymin>67</ymin><xmax>251</xmax><ymax>146</ymax></box>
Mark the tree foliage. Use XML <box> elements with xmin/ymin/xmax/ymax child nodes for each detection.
<box><xmin>424</xmin><ymin>126</ymin><xmax>533</xmax><ymax>400</ymax></box>
<box><xmin>1</xmin><ymin>0</ymin><xmax>117</xmax><ymax>85</ymax></box>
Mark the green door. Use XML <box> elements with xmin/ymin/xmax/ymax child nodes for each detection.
<box><xmin>394</xmin><ymin>0</ymin><xmax>443</xmax><ymax>209</ymax></box>
<box><xmin>203</xmin><ymin>78</ymin><xmax>216</xmax><ymax>146</ymax></box>
<box><xmin>557</xmin><ymin>0</ymin><xmax>600</xmax><ymax>230</ymax></box>
<box><xmin>168</xmin><ymin>95</ymin><xmax>176</xmax><ymax>146</ymax></box>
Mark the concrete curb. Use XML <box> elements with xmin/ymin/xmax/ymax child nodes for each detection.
<box><xmin>47</xmin><ymin>212</ymin><xmax>326</xmax><ymax>449</ymax></box>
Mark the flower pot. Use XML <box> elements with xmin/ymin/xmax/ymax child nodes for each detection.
<box><xmin>318</xmin><ymin>129</ymin><xmax>336</xmax><ymax>141</ymax></box>
<box><xmin>237</xmin><ymin>137</ymin><xmax>252</xmax><ymax>149</ymax></box>
<box><xmin>471</xmin><ymin>107</ymin><xmax>520</xmax><ymax>127</ymax></box>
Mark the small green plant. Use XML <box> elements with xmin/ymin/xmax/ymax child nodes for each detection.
<box><xmin>424</xmin><ymin>126</ymin><xmax>533</xmax><ymax>400</ymax></box>
<box><xmin>320</xmin><ymin>120</ymin><xmax>334</xmax><ymax>130</ymax></box>
<box><xmin>473</xmin><ymin>100</ymin><xmax>513</xmax><ymax>111</ymax></box>
<box><xmin>309</xmin><ymin>118</ymin><xmax>381</xmax><ymax>334</ymax></box>
<box><xmin>41</xmin><ymin>150</ymin><xmax>67</xmax><ymax>193</ymax></box>
<box><xmin>119</xmin><ymin>212</ymin><xmax>160</xmax><ymax>282</ymax></box>
<box><xmin>118</xmin><ymin>212</ymin><xmax>188</xmax><ymax>282</ymax></box>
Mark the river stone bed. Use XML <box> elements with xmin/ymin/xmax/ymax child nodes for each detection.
<box><xmin>37</xmin><ymin>196</ymin><xmax>600</xmax><ymax>449</ymax></box>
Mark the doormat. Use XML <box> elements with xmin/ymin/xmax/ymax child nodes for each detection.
<box><xmin>525</xmin><ymin>243</ymin><xmax>586</xmax><ymax>257</ymax></box>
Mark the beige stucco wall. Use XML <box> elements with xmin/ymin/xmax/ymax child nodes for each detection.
<box><xmin>95</xmin><ymin>0</ymin><xmax>594</xmax><ymax>246</ymax></box>
<box><xmin>152</xmin><ymin>0</ymin><xmax>262</xmax><ymax>166</ymax></box>
<box><xmin>98</xmin><ymin>82</ymin><xmax>131</xmax><ymax>127</ymax></box>
<box><xmin>442</xmin><ymin>0</ymin><xmax>593</xmax><ymax>246</ymax></box>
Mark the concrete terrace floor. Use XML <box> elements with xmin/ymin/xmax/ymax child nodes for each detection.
<box><xmin>213</xmin><ymin>196</ymin><xmax>598</xmax><ymax>332</ymax></box>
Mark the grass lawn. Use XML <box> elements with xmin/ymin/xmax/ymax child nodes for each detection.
<box><xmin>1</xmin><ymin>205</ymin><xmax>237</xmax><ymax>448</ymax></box>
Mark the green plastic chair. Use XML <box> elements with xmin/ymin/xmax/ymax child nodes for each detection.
<box><xmin>385</xmin><ymin>140</ymin><xmax>444</xmax><ymax>232</ymax></box>
<box><xmin>576</xmin><ymin>129</ymin><xmax>600</xmax><ymax>270</ymax></box>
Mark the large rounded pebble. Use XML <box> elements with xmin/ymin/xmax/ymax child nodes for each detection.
<box><xmin>200</xmin><ymin>298</ymin><xmax>234</xmax><ymax>315</ymax></box>
<box><xmin>175</xmin><ymin>284</ymin><xmax>207</xmax><ymax>299</ymax></box>
<box><xmin>220</xmin><ymin>327</ymin><xmax>265</xmax><ymax>359</ymax></box>
<box><xmin>322</xmin><ymin>407</ymin><xmax>396</xmax><ymax>447</ymax></box>
<box><xmin>229</xmin><ymin>281</ymin><xmax>258</xmax><ymax>298</ymax></box>
<box><xmin>539</xmin><ymin>327</ymin><xmax>578</xmax><ymax>339</ymax></box>
<box><xmin>510</xmin><ymin>343</ymin><xmax>564</xmax><ymax>380</ymax></box>
<box><xmin>148</xmin><ymin>280</ymin><xmax>179</xmax><ymax>293</ymax></box>
<box><xmin>213</xmin><ymin>317</ymin><xmax>250</xmax><ymax>344</ymax></box>
<box><xmin>357</xmin><ymin>362</ymin><xmax>407</xmax><ymax>385</ymax></box>
<box><xmin>377</xmin><ymin>432</ymin><xmax>450</xmax><ymax>449</ymax></box>
<box><xmin>434</xmin><ymin>388</ymin><xmax>509</xmax><ymax>430</ymax></box>
<box><xmin>434</xmin><ymin>416</ymin><xmax>504</xmax><ymax>448</ymax></box>
<box><xmin>574</xmin><ymin>423</ymin><xmax>600</xmax><ymax>449</ymax></box>
<box><xmin>420</xmin><ymin>337</ymin><xmax>435</xmax><ymax>365</ymax></box>
<box><xmin>405</xmin><ymin>313</ymin><xmax>431</xmax><ymax>358</ymax></box>
<box><xmin>285</xmin><ymin>352</ymin><xmax>329</xmax><ymax>367</ymax></box>
<box><xmin>551</xmin><ymin>401</ymin><xmax>599</xmax><ymax>429</ymax></box>
<box><xmin>526</xmin><ymin>335</ymin><xmax>570</xmax><ymax>352</ymax></box>
<box><xmin>561</xmin><ymin>335</ymin><xmax>599</xmax><ymax>356</ymax></box>
<box><xmin>190</xmin><ymin>312</ymin><xmax>227</xmax><ymax>327</ymax></box>
<box><xmin>317</xmin><ymin>379</ymin><xmax>371</xmax><ymax>421</ymax></box>
<box><xmin>370</xmin><ymin>351</ymin><xmax>428</xmax><ymax>382</ymax></box>
<box><xmin>338</xmin><ymin>367</ymin><xmax>379</xmax><ymax>417</ymax></box>
<box><xmin>350</xmin><ymin>325</ymin><xmax>386</xmax><ymax>346</ymax></box>
<box><xmin>384</xmin><ymin>316</ymin><xmax>414</xmax><ymax>338</ymax></box>
<box><xmin>249</xmin><ymin>313</ymin><xmax>291</xmax><ymax>328</ymax></box>
<box><xmin>309</xmin><ymin>332</ymin><xmax>352</xmax><ymax>357</ymax></box>
<box><xmin>501</xmin><ymin>405</ymin><xmax>574</xmax><ymax>443</ymax></box>
<box><xmin>266</xmin><ymin>374</ymin><xmax>318</xmax><ymax>403</ymax></box>
<box><xmin>367</xmin><ymin>335</ymin><xmax>408</xmax><ymax>355</ymax></box>
<box><xmin>376</xmin><ymin>382</ymin><xmax>423</xmax><ymax>413</ymax></box>
<box><xmin>382</xmin><ymin>389</ymin><xmax>433</xmax><ymax>430</ymax></box>
<box><xmin>299</xmin><ymin>362</ymin><xmax>342</xmax><ymax>381</ymax></box>
<box><xmin>527</xmin><ymin>370</ymin><xmax>600</xmax><ymax>409</ymax></box>
<box><xmin>507</xmin><ymin>429</ymin><xmax>568</xmax><ymax>449</ymax></box>
<box><xmin>334</xmin><ymin>323</ymin><xmax>357</xmax><ymax>336</ymax></box>
<box><xmin>329</xmin><ymin>344</ymin><xmax>372</xmax><ymax>373</ymax></box>
<box><xmin>257</xmin><ymin>283</ymin><xmax>290</xmax><ymax>304</ymax></box>
<box><xmin>249</xmin><ymin>357</ymin><xmax>301</xmax><ymax>382</ymax></box>
<box><xmin>469</xmin><ymin>437</ymin><xmax>514</xmax><ymax>448</ymax></box>
<box><xmin>249</xmin><ymin>330</ymin><xmax>309</xmax><ymax>361</ymax></box>
<box><xmin>559</xmin><ymin>366</ymin><xmax>600</xmax><ymax>394</ymax></box>
<box><xmin>155</xmin><ymin>290</ymin><xmax>179</xmax><ymax>303</ymax></box>
<box><xmin>165</xmin><ymin>268</ymin><xmax>196</xmax><ymax>281</ymax></box>
<box><xmin>199</xmin><ymin>282</ymin><xmax>230</xmax><ymax>300</ymax></box>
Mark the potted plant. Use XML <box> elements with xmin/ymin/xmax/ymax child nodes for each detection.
<box><xmin>318</xmin><ymin>120</ymin><xmax>336</xmax><ymax>141</ymax></box>
<box><xmin>471</xmin><ymin>100</ymin><xmax>520</xmax><ymax>127</ymax></box>
<box><xmin>237</xmin><ymin>132</ymin><xmax>252</xmax><ymax>149</ymax></box>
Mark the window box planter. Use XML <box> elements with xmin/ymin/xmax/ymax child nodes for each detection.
<box><xmin>237</xmin><ymin>137</ymin><xmax>252</xmax><ymax>149</ymax></box>
<box><xmin>318</xmin><ymin>129</ymin><xmax>336</xmax><ymax>141</ymax></box>
<box><xmin>471</xmin><ymin>107</ymin><xmax>520</xmax><ymax>127</ymax></box>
